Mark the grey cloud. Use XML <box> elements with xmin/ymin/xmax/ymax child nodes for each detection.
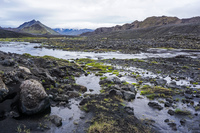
<box><xmin>0</xmin><ymin>0</ymin><xmax>199</xmax><ymax>29</ymax></box>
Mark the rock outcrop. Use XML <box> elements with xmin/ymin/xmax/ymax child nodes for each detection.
<box><xmin>19</xmin><ymin>79</ymin><xmax>50</xmax><ymax>115</ymax></box>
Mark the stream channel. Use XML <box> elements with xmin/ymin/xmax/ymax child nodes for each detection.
<box><xmin>0</xmin><ymin>41</ymin><xmax>200</xmax><ymax>133</ymax></box>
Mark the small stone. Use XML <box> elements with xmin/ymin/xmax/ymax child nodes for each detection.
<box><xmin>180</xmin><ymin>118</ymin><xmax>186</xmax><ymax>125</ymax></box>
<box><xmin>50</xmin><ymin>115</ymin><xmax>62</xmax><ymax>127</ymax></box>
<box><xmin>89</xmin><ymin>89</ymin><xmax>94</xmax><ymax>92</ymax></box>
<box><xmin>168</xmin><ymin>109</ymin><xmax>175</xmax><ymax>115</ymax></box>
<box><xmin>124</xmin><ymin>106</ymin><xmax>134</xmax><ymax>115</ymax></box>
<box><xmin>148</xmin><ymin>102</ymin><xmax>163</xmax><ymax>110</ymax></box>
<box><xmin>19</xmin><ymin>66</ymin><xmax>31</xmax><ymax>74</ymax></box>
<box><xmin>164</xmin><ymin>102</ymin><xmax>172</xmax><ymax>107</ymax></box>
<box><xmin>168</xmin><ymin>122</ymin><xmax>177</xmax><ymax>131</ymax></box>
<box><xmin>164</xmin><ymin>119</ymin><xmax>169</xmax><ymax>123</ymax></box>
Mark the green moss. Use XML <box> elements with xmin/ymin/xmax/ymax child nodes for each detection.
<box><xmin>195</xmin><ymin>106</ymin><xmax>200</xmax><ymax>111</ymax></box>
<box><xmin>174</xmin><ymin>108</ymin><xmax>191</xmax><ymax>115</ymax></box>
<box><xmin>95</xmin><ymin>73</ymin><xmax>103</xmax><ymax>76</ymax></box>
<box><xmin>100</xmin><ymin>76</ymin><xmax>107</xmax><ymax>80</ymax></box>
<box><xmin>138</xmin><ymin>81</ymin><xmax>143</xmax><ymax>84</ymax></box>
<box><xmin>88</xmin><ymin>120</ymin><xmax>117</xmax><ymax>133</ymax></box>
<box><xmin>112</xmin><ymin>70</ymin><xmax>120</xmax><ymax>76</ymax></box>
<box><xmin>182</xmin><ymin>66</ymin><xmax>189</xmax><ymax>69</ymax></box>
<box><xmin>175</xmin><ymin>98</ymin><xmax>179</xmax><ymax>102</ymax></box>
<box><xmin>22</xmin><ymin>53</ymin><xmax>34</xmax><ymax>58</ymax></box>
<box><xmin>50</xmin><ymin>85</ymin><xmax>54</xmax><ymax>89</ymax></box>
<box><xmin>151</xmin><ymin>61</ymin><xmax>158</xmax><ymax>64</ymax></box>
<box><xmin>140</xmin><ymin>90</ymin><xmax>151</xmax><ymax>95</ymax></box>
<box><xmin>192</xmin><ymin>82</ymin><xmax>198</xmax><ymax>85</ymax></box>
<box><xmin>123</xmin><ymin>82</ymin><xmax>129</xmax><ymax>85</ymax></box>
<box><xmin>130</xmin><ymin>58</ymin><xmax>145</xmax><ymax>62</ymax></box>
<box><xmin>0</xmin><ymin>71</ymin><xmax>4</xmax><ymax>76</ymax></box>
<box><xmin>132</xmin><ymin>83</ymin><xmax>137</xmax><ymax>86</ymax></box>
<box><xmin>100</xmin><ymin>89</ymin><xmax>105</xmax><ymax>93</ymax></box>
<box><xmin>146</xmin><ymin>94</ymin><xmax>156</xmax><ymax>100</ymax></box>
<box><xmin>140</xmin><ymin>85</ymin><xmax>173</xmax><ymax>99</ymax></box>
<box><xmin>81</xmin><ymin>104</ymin><xmax>89</xmax><ymax>112</ymax></box>
<box><xmin>104</xmin><ymin>98</ymin><xmax>112</xmax><ymax>102</ymax></box>
<box><xmin>85</xmin><ymin>62</ymin><xmax>113</xmax><ymax>72</ymax></box>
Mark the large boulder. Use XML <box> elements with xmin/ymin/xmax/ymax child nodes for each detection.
<box><xmin>19</xmin><ymin>79</ymin><xmax>50</xmax><ymax>115</ymax></box>
<box><xmin>0</xmin><ymin>77</ymin><xmax>9</xmax><ymax>102</ymax></box>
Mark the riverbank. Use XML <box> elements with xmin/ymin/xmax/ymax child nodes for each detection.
<box><xmin>1</xmin><ymin>36</ymin><xmax>200</xmax><ymax>54</ymax></box>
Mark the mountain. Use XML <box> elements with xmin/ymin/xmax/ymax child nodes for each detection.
<box><xmin>82</xmin><ymin>16</ymin><xmax>200</xmax><ymax>38</ymax></box>
<box><xmin>17</xmin><ymin>20</ymin><xmax>59</xmax><ymax>35</ymax></box>
<box><xmin>53</xmin><ymin>28</ymin><xmax>94</xmax><ymax>35</ymax></box>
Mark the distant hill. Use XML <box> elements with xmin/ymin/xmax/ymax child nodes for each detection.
<box><xmin>0</xmin><ymin>28</ymin><xmax>33</xmax><ymax>38</ymax></box>
<box><xmin>53</xmin><ymin>28</ymin><xmax>94</xmax><ymax>35</ymax></box>
<box><xmin>4</xmin><ymin>20</ymin><xmax>59</xmax><ymax>35</ymax></box>
<box><xmin>82</xmin><ymin>16</ymin><xmax>200</xmax><ymax>38</ymax></box>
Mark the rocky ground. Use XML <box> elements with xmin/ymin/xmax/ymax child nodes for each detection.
<box><xmin>0</xmin><ymin>51</ymin><xmax>156</xmax><ymax>133</ymax></box>
<box><xmin>0</xmin><ymin>36</ymin><xmax>200</xmax><ymax>133</ymax></box>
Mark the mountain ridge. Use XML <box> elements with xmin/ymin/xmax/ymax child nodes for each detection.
<box><xmin>82</xmin><ymin>16</ymin><xmax>200</xmax><ymax>36</ymax></box>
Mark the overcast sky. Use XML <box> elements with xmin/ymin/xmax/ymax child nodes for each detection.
<box><xmin>0</xmin><ymin>0</ymin><xmax>199</xmax><ymax>29</ymax></box>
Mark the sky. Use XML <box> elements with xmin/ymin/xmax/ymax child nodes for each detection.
<box><xmin>0</xmin><ymin>0</ymin><xmax>199</xmax><ymax>29</ymax></box>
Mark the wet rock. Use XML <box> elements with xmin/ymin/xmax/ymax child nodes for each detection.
<box><xmin>111</xmin><ymin>77</ymin><xmax>121</xmax><ymax>84</ymax></box>
<box><xmin>9</xmin><ymin>111</ymin><xmax>20</xmax><ymax>118</ymax></box>
<box><xmin>50</xmin><ymin>115</ymin><xmax>62</xmax><ymax>127</ymax></box>
<box><xmin>168</xmin><ymin>122</ymin><xmax>177</xmax><ymax>130</ymax></box>
<box><xmin>168</xmin><ymin>109</ymin><xmax>175</xmax><ymax>115</ymax></box>
<box><xmin>124</xmin><ymin>106</ymin><xmax>134</xmax><ymax>115</ymax></box>
<box><xmin>180</xmin><ymin>118</ymin><xmax>186</xmax><ymax>125</ymax></box>
<box><xmin>184</xmin><ymin>93</ymin><xmax>193</xmax><ymax>99</ymax></box>
<box><xmin>166</xmin><ymin>98</ymin><xmax>173</xmax><ymax>103</ymax></box>
<box><xmin>148</xmin><ymin>102</ymin><xmax>163</xmax><ymax>110</ymax></box>
<box><xmin>18</xmin><ymin>66</ymin><xmax>31</xmax><ymax>74</ymax></box>
<box><xmin>67</xmin><ymin>91</ymin><xmax>80</xmax><ymax>98</ymax></box>
<box><xmin>122</xmin><ymin>91</ymin><xmax>136</xmax><ymax>101</ymax></box>
<box><xmin>164</xmin><ymin>102</ymin><xmax>172</xmax><ymax>107</ymax></box>
<box><xmin>109</xmin><ymin>89</ymin><xmax>123</xmax><ymax>97</ymax></box>
<box><xmin>99</xmin><ymin>76</ymin><xmax>121</xmax><ymax>85</ymax></box>
<box><xmin>19</xmin><ymin>79</ymin><xmax>50</xmax><ymax>115</ymax></box>
<box><xmin>121</xmin><ymin>84</ymin><xmax>136</xmax><ymax>93</ymax></box>
<box><xmin>0</xmin><ymin>77</ymin><xmax>9</xmax><ymax>102</ymax></box>
<box><xmin>155</xmin><ymin>79</ymin><xmax>167</xmax><ymax>86</ymax></box>
<box><xmin>164</xmin><ymin>119</ymin><xmax>169</xmax><ymax>123</ymax></box>
<box><xmin>1</xmin><ymin>59</ymin><xmax>16</xmax><ymax>66</ymax></box>
<box><xmin>79</xmin><ymin>97</ymin><xmax>90</xmax><ymax>105</ymax></box>
<box><xmin>109</xmin><ymin>85</ymin><xmax>121</xmax><ymax>90</ymax></box>
<box><xmin>54</xmin><ymin>94</ymin><xmax>69</xmax><ymax>102</ymax></box>
<box><xmin>3</xmin><ymin>71</ymin><xmax>20</xmax><ymax>84</ymax></box>
<box><xmin>72</xmin><ymin>84</ymin><xmax>87</xmax><ymax>93</ymax></box>
<box><xmin>89</xmin><ymin>89</ymin><xmax>94</xmax><ymax>92</ymax></box>
<box><xmin>167</xmin><ymin>81</ymin><xmax>178</xmax><ymax>89</ymax></box>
